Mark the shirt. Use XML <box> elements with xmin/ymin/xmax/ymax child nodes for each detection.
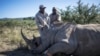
<box><xmin>49</xmin><ymin>13</ymin><xmax>61</xmax><ymax>25</ymax></box>
<box><xmin>35</xmin><ymin>12</ymin><xmax>50</xmax><ymax>30</ymax></box>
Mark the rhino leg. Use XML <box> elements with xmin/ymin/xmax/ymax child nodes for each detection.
<box><xmin>46</xmin><ymin>42</ymin><xmax>74</xmax><ymax>56</ymax></box>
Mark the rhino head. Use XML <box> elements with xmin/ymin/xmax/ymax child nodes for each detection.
<box><xmin>21</xmin><ymin>29</ymin><xmax>40</xmax><ymax>50</ymax></box>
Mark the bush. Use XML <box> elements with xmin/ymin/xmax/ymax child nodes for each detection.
<box><xmin>61</xmin><ymin>0</ymin><xmax>100</xmax><ymax>24</ymax></box>
<box><xmin>0</xmin><ymin>19</ymin><xmax>36</xmax><ymax>27</ymax></box>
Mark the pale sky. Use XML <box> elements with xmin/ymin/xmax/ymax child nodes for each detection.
<box><xmin>0</xmin><ymin>0</ymin><xmax>100</xmax><ymax>18</ymax></box>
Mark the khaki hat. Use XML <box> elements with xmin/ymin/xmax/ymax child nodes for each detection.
<box><xmin>39</xmin><ymin>5</ymin><xmax>46</xmax><ymax>9</ymax></box>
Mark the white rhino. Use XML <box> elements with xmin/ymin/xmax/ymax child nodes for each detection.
<box><xmin>21</xmin><ymin>23</ymin><xmax>100</xmax><ymax>56</ymax></box>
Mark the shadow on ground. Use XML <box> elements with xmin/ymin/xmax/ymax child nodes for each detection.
<box><xmin>0</xmin><ymin>47</ymin><xmax>69</xmax><ymax>56</ymax></box>
<box><xmin>0</xmin><ymin>47</ymin><xmax>38</xmax><ymax>56</ymax></box>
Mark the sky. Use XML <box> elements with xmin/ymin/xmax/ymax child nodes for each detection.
<box><xmin>0</xmin><ymin>0</ymin><xmax>100</xmax><ymax>18</ymax></box>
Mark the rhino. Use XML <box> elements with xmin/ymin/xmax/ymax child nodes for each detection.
<box><xmin>21</xmin><ymin>23</ymin><xmax>100</xmax><ymax>56</ymax></box>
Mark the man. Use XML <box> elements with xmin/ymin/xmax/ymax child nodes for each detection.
<box><xmin>49</xmin><ymin>7</ymin><xmax>62</xmax><ymax>29</ymax></box>
<box><xmin>35</xmin><ymin>5</ymin><xmax>50</xmax><ymax>37</ymax></box>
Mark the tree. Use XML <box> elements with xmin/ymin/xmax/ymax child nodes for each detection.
<box><xmin>61</xmin><ymin>0</ymin><xmax>100</xmax><ymax>24</ymax></box>
<box><xmin>23</xmin><ymin>17</ymin><xmax>34</xmax><ymax>20</ymax></box>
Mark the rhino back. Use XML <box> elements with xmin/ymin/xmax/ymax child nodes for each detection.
<box><xmin>74</xmin><ymin>24</ymin><xmax>100</xmax><ymax>56</ymax></box>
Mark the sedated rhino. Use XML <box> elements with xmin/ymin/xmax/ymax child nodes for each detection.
<box><xmin>21</xmin><ymin>23</ymin><xmax>100</xmax><ymax>56</ymax></box>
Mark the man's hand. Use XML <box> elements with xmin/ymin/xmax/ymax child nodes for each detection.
<box><xmin>39</xmin><ymin>24</ymin><xmax>49</xmax><ymax>31</ymax></box>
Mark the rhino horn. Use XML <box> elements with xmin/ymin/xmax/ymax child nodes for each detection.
<box><xmin>21</xmin><ymin>29</ymin><xmax>31</xmax><ymax>45</ymax></box>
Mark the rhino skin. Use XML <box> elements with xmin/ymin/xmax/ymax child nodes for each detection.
<box><xmin>21</xmin><ymin>23</ymin><xmax>100</xmax><ymax>56</ymax></box>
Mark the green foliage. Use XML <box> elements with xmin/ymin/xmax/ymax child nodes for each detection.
<box><xmin>0</xmin><ymin>19</ymin><xmax>36</xmax><ymax>27</ymax></box>
<box><xmin>61</xmin><ymin>0</ymin><xmax>100</xmax><ymax>24</ymax></box>
<box><xmin>23</xmin><ymin>17</ymin><xmax>34</xmax><ymax>20</ymax></box>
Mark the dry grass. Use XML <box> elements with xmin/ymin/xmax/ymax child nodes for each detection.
<box><xmin>0</xmin><ymin>20</ymin><xmax>42</xmax><ymax>56</ymax></box>
<box><xmin>0</xmin><ymin>25</ymin><xmax>39</xmax><ymax>52</ymax></box>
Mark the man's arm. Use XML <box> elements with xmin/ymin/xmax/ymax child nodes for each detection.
<box><xmin>35</xmin><ymin>15</ymin><xmax>44</xmax><ymax>28</ymax></box>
